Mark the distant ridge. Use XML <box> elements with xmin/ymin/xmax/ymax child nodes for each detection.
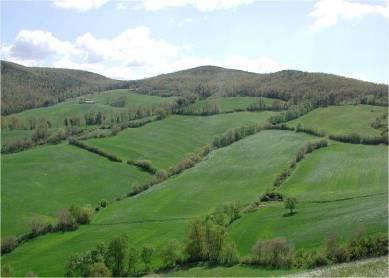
<box><xmin>1</xmin><ymin>61</ymin><xmax>387</xmax><ymax>115</ymax></box>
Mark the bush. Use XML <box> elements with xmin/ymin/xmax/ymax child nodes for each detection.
<box><xmin>1</xmin><ymin>236</ymin><xmax>18</xmax><ymax>254</ymax></box>
<box><xmin>251</xmin><ymin>238</ymin><xmax>292</xmax><ymax>268</ymax></box>
<box><xmin>89</xmin><ymin>262</ymin><xmax>111</xmax><ymax>277</ymax></box>
<box><xmin>111</xmin><ymin>125</ymin><xmax>121</xmax><ymax>136</ymax></box>
<box><xmin>1</xmin><ymin>137</ymin><xmax>33</xmax><ymax>154</ymax></box>
<box><xmin>69</xmin><ymin>138</ymin><xmax>122</xmax><ymax>162</ymax></box>
<box><xmin>98</xmin><ymin>199</ymin><xmax>109</xmax><ymax>208</ymax></box>
<box><xmin>129</xmin><ymin>160</ymin><xmax>157</xmax><ymax>174</ymax></box>
<box><xmin>57</xmin><ymin>208</ymin><xmax>78</xmax><ymax>231</ymax></box>
<box><xmin>1</xmin><ymin>264</ymin><xmax>15</xmax><ymax>277</ymax></box>
<box><xmin>284</xmin><ymin>197</ymin><xmax>297</xmax><ymax>215</ymax></box>
<box><xmin>141</xmin><ymin>245</ymin><xmax>154</xmax><ymax>271</ymax></box>
<box><xmin>218</xmin><ymin>241</ymin><xmax>240</xmax><ymax>266</ymax></box>
<box><xmin>260</xmin><ymin>191</ymin><xmax>283</xmax><ymax>202</ymax></box>
<box><xmin>161</xmin><ymin>240</ymin><xmax>184</xmax><ymax>268</ymax></box>
<box><xmin>47</xmin><ymin>129</ymin><xmax>67</xmax><ymax>144</ymax></box>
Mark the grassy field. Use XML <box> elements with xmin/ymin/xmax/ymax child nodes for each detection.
<box><xmin>85</xmin><ymin>112</ymin><xmax>277</xmax><ymax>170</ymax></box>
<box><xmin>181</xmin><ymin>96</ymin><xmax>279</xmax><ymax>113</ymax></box>
<box><xmin>228</xmin><ymin>142</ymin><xmax>388</xmax><ymax>255</ymax></box>
<box><xmin>2</xmin><ymin>130</ymin><xmax>314</xmax><ymax>276</ymax></box>
<box><xmin>1</xmin><ymin>144</ymin><xmax>151</xmax><ymax>236</ymax></box>
<box><xmin>287</xmin><ymin>105</ymin><xmax>387</xmax><ymax>136</ymax></box>
<box><xmin>1</xmin><ymin>89</ymin><xmax>175</xmax><ymax>129</ymax></box>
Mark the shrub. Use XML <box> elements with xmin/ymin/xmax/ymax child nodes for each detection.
<box><xmin>218</xmin><ymin>241</ymin><xmax>240</xmax><ymax>266</ymax></box>
<box><xmin>260</xmin><ymin>191</ymin><xmax>283</xmax><ymax>202</ymax></box>
<box><xmin>1</xmin><ymin>264</ymin><xmax>15</xmax><ymax>277</ymax></box>
<box><xmin>98</xmin><ymin>199</ymin><xmax>109</xmax><ymax>208</ymax></box>
<box><xmin>1</xmin><ymin>138</ymin><xmax>33</xmax><ymax>154</ymax></box>
<box><xmin>141</xmin><ymin>245</ymin><xmax>154</xmax><ymax>271</ymax></box>
<box><xmin>57</xmin><ymin>208</ymin><xmax>78</xmax><ymax>231</ymax></box>
<box><xmin>251</xmin><ymin>238</ymin><xmax>292</xmax><ymax>268</ymax></box>
<box><xmin>127</xmin><ymin>247</ymin><xmax>138</xmax><ymax>275</ymax></box>
<box><xmin>47</xmin><ymin>129</ymin><xmax>67</xmax><ymax>144</ymax></box>
<box><xmin>130</xmin><ymin>160</ymin><xmax>157</xmax><ymax>174</ymax></box>
<box><xmin>161</xmin><ymin>240</ymin><xmax>184</xmax><ymax>268</ymax></box>
<box><xmin>29</xmin><ymin>215</ymin><xmax>49</xmax><ymax>235</ymax></box>
<box><xmin>1</xmin><ymin>236</ymin><xmax>18</xmax><ymax>254</ymax></box>
<box><xmin>89</xmin><ymin>262</ymin><xmax>111</xmax><ymax>277</ymax></box>
<box><xmin>223</xmin><ymin>201</ymin><xmax>242</xmax><ymax>224</ymax></box>
<box><xmin>111</xmin><ymin>125</ymin><xmax>121</xmax><ymax>136</ymax></box>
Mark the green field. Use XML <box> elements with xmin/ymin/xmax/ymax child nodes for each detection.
<box><xmin>85</xmin><ymin>112</ymin><xmax>276</xmax><ymax>170</ymax></box>
<box><xmin>1</xmin><ymin>144</ymin><xmax>151</xmax><ymax>236</ymax></box>
<box><xmin>228</xmin><ymin>142</ymin><xmax>388</xmax><ymax>255</ymax></box>
<box><xmin>2</xmin><ymin>130</ymin><xmax>315</xmax><ymax>276</ymax></box>
<box><xmin>182</xmin><ymin>96</ymin><xmax>279</xmax><ymax>113</ymax></box>
<box><xmin>1</xmin><ymin>89</ymin><xmax>175</xmax><ymax>129</ymax></box>
<box><xmin>287</xmin><ymin>105</ymin><xmax>387</xmax><ymax>136</ymax></box>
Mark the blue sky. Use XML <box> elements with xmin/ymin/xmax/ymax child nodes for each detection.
<box><xmin>1</xmin><ymin>0</ymin><xmax>388</xmax><ymax>83</ymax></box>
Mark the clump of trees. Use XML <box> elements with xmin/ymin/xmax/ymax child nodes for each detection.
<box><xmin>259</xmin><ymin>191</ymin><xmax>283</xmax><ymax>202</ymax></box>
<box><xmin>179</xmin><ymin>101</ymin><xmax>221</xmax><ymax>115</ymax></box>
<box><xmin>249</xmin><ymin>238</ymin><xmax>293</xmax><ymax>268</ymax></box>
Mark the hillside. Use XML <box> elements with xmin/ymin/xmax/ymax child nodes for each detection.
<box><xmin>130</xmin><ymin>66</ymin><xmax>388</xmax><ymax>105</ymax></box>
<box><xmin>1</xmin><ymin>61</ymin><xmax>128</xmax><ymax>115</ymax></box>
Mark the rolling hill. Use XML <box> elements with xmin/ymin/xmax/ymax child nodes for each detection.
<box><xmin>1</xmin><ymin>61</ymin><xmax>128</xmax><ymax>115</ymax></box>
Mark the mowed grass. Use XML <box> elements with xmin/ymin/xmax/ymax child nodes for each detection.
<box><xmin>2</xmin><ymin>89</ymin><xmax>175</xmax><ymax>128</ymax></box>
<box><xmin>2</xmin><ymin>130</ymin><xmax>314</xmax><ymax>276</ymax></box>
<box><xmin>228</xmin><ymin>143</ymin><xmax>388</xmax><ymax>255</ymax></box>
<box><xmin>1</xmin><ymin>144</ymin><xmax>151</xmax><ymax>236</ymax></box>
<box><xmin>287</xmin><ymin>105</ymin><xmax>387</xmax><ymax>136</ymax></box>
<box><xmin>86</xmin><ymin>112</ymin><xmax>277</xmax><ymax>170</ymax></box>
<box><xmin>182</xmin><ymin>97</ymin><xmax>279</xmax><ymax>113</ymax></box>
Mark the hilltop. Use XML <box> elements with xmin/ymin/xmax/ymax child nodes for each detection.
<box><xmin>2</xmin><ymin>62</ymin><xmax>388</xmax><ymax>115</ymax></box>
<box><xmin>1</xmin><ymin>61</ymin><xmax>128</xmax><ymax>115</ymax></box>
<box><xmin>130</xmin><ymin>65</ymin><xmax>388</xmax><ymax>104</ymax></box>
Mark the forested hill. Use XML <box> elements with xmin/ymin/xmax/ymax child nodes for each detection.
<box><xmin>130</xmin><ymin>66</ymin><xmax>388</xmax><ymax>105</ymax></box>
<box><xmin>1</xmin><ymin>61</ymin><xmax>128</xmax><ymax>115</ymax></box>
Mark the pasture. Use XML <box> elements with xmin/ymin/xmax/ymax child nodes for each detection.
<box><xmin>2</xmin><ymin>130</ymin><xmax>315</xmax><ymax>276</ymax></box>
<box><xmin>1</xmin><ymin>144</ymin><xmax>151</xmax><ymax>236</ymax></box>
<box><xmin>85</xmin><ymin>112</ymin><xmax>277</xmax><ymax>170</ymax></box>
<box><xmin>287</xmin><ymin>105</ymin><xmax>387</xmax><ymax>136</ymax></box>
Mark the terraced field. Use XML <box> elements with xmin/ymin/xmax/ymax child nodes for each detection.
<box><xmin>287</xmin><ymin>105</ymin><xmax>386</xmax><ymax>136</ymax></box>
<box><xmin>85</xmin><ymin>111</ymin><xmax>276</xmax><ymax>169</ymax></box>
<box><xmin>1</xmin><ymin>144</ymin><xmax>151</xmax><ymax>236</ymax></box>
<box><xmin>2</xmin><ymin>130</ymin><xmax>315</xmax><ymax>276</ymax></box>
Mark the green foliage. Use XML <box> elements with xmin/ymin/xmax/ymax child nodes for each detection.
<box><xmin>161</xmin><ymin>240</ymin><xmax>184</xmax><ymax>268</ymax></box>
<box><xmin>89</xmin><ymin>262</ymin><xmax>111</xmax><ymax>277</ymax></box>
<box><xmin>141</xmin><ymin>245</ymin><xmax>154</xmax><ymax>271</ymax></box>
<box><xmin>127</xmin><ymin>247</ymin><xmax>138</xmax><ymax>275</ymax></box>
<box><xmin>218</xmin><ymin>241</ymin><xmax>240</xmax><ymax>266</ymax></box>
<box><xmin>1</xmin><ymin>264</ymin><xmax>15</xmax><ymax>277</ymax></box>
<box><xmin>251</xmin><ymin>238</ymin><xmax>292</xmax><ymax>268</ymax></box>
<box><xmin>1</xmin><ymin>236</ymin><xmax>18</xmax><ymax>254</ymax></box>
<box><xmin>259</xmin><ymin>191</ymin><xmax>283</xmax><ymax>202</ymax></box>
<box><xmin>284</xmin><ymin>197</ymin><xmax>297</xmax><ymax>215</ymax></box>
<box><xmin>105</xmin><ymin>235</ymin><xmax>128</xmax><ymax>276</ymax></box>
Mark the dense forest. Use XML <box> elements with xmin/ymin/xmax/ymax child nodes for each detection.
<box><xmin>130</xmin><ymin>66</ymin><xmax>388</xmax><ymax>105</ymax></box>
<box><xmin>1</xmin><ymin>61</ymin><xmax>128</xmax><ymax>115</ymax></box>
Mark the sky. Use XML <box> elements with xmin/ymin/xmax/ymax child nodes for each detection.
<box><xmin>1</xmin><ymin>0</ymin><xmax>388</xmax><ymax>83</ymax></box>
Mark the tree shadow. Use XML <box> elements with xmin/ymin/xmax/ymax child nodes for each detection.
<box><xmin>282</xmin><ymin>211</ymin><xmax>298</xmax><ymax>217</ymax></box>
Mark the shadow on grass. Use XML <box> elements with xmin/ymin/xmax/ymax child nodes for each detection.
<box><xmin>283</xmin><ymin>211</ymin><xmax>298</xmax><ymax>217</ymax></box>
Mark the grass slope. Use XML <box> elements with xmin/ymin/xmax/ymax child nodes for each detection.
<box><xmin>85</xmin><ymin>112</ymin><xmax>276</xmax><ymax>170</ymax></box>
<box><xmin>1</xmin><ymin>144</ymin><xmax>151</xmax><ymax>236</ymax></box>
<box><xmin>228</xmin><ymin>142</ymin><xmax>388</xmax><ymax>255</ymax></box>
<box><xmin>2</xmin><ymin>90</ymin><xmax>174</xmax><ymax>129</ymax></box>
<box><xmin>287</xmin><ymin>105</ymin><xmax>387</xmax><ymax>136</ymax></box>
<box><xmin>2</xmin><ymin>130</ymin><xmax>314</xmax><ymax>276</ymax></box>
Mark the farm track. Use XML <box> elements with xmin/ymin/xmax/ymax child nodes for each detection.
<box><xmin>303</xmin><ymin>192</ymin><xmax>387</xmax><ymax>204</ymax></box>
<box><xmin>90</xmin><ymin>217</ymin><xmax>190</xmax><ymax>226</ymax></box>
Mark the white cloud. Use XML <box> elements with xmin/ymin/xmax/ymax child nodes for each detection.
<box><xmin>309</xmin><ymin>0</ymin><xmax>389</xmax><ymax>31</ymax></box>
<box><xmin>135</xmin><ymin>0</ymin><xmax>255</xmax><ymax>11</ymax></box>
<box><xmin>52</xmin><ymin>0</ymin><xmax>110</xmax><ymax>11</ymax></box>
<box><xmin>52</xmin><ymin>0</ymin><xmax>255</xmax><ymax>12</ymax></box>
<box><xmin>2</xmin><ymin>27</ymin><xmax>287</xmax><ymax>80</ymax></box>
